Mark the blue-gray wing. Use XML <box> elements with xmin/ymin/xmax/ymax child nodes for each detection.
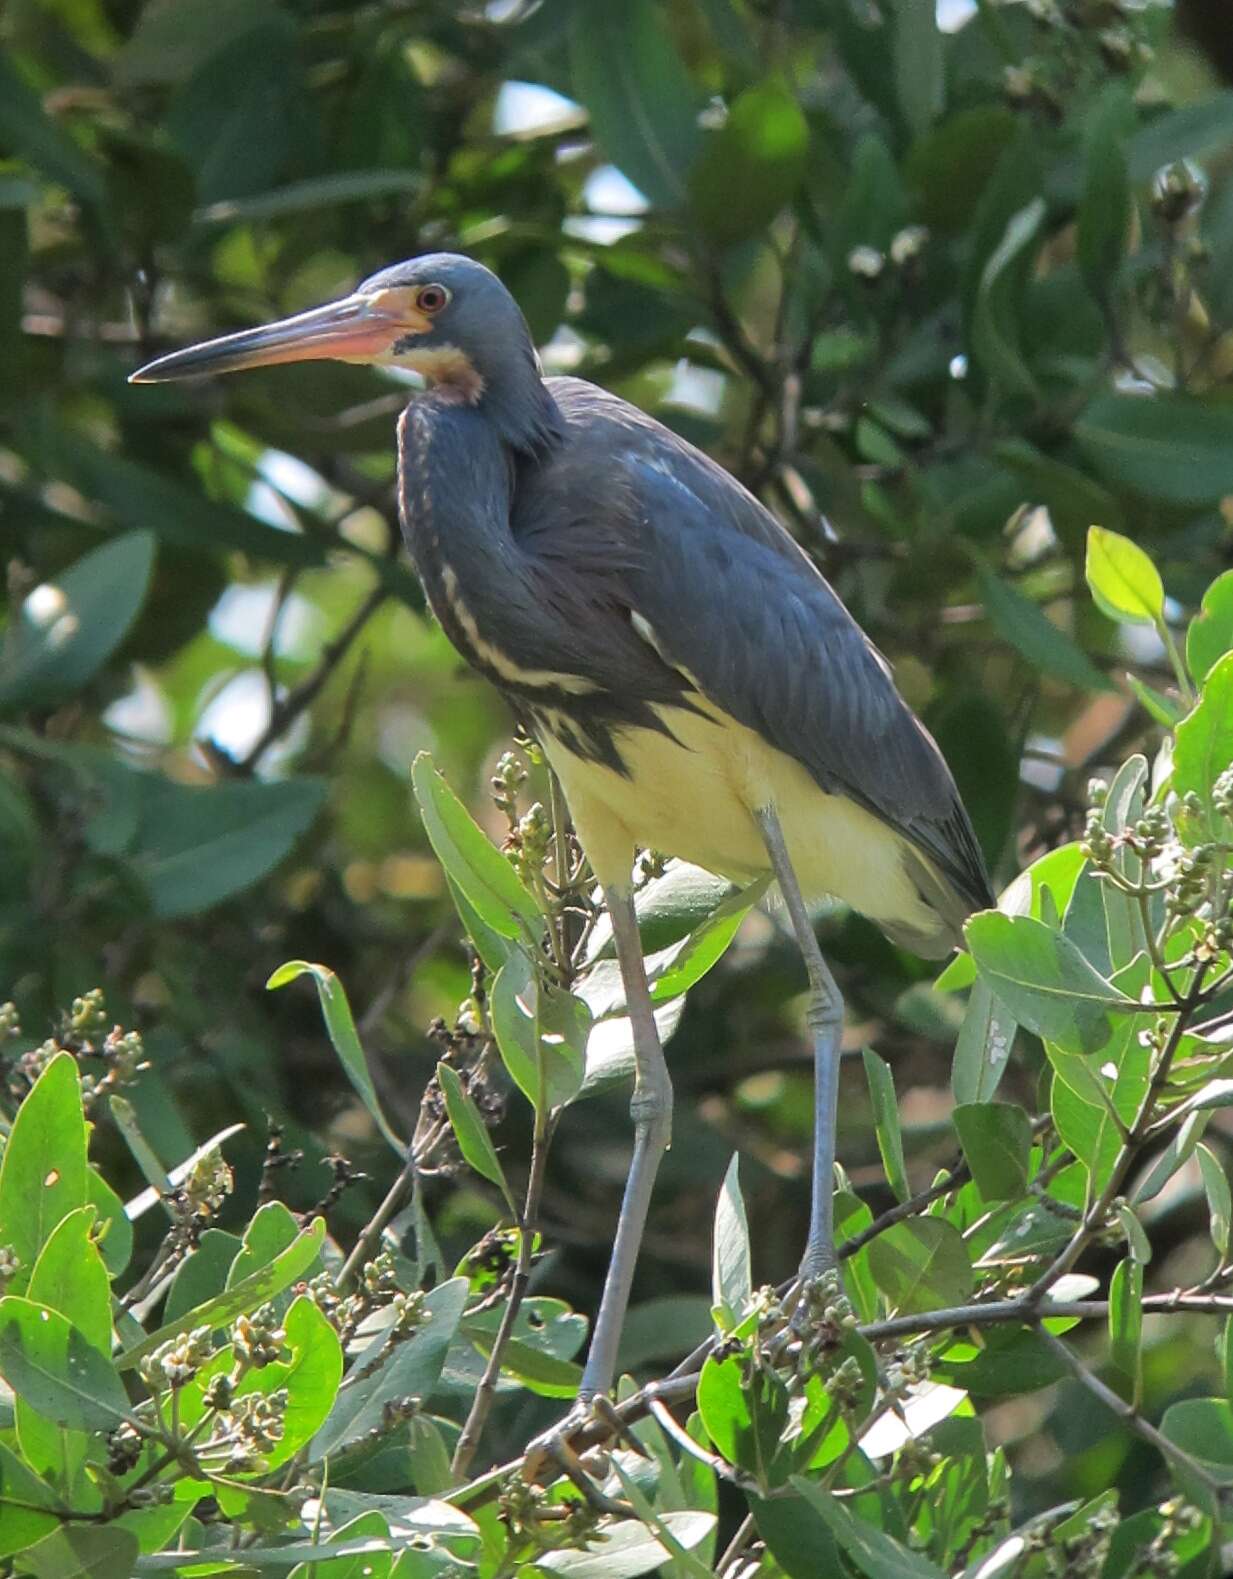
<box><xmin>619</xmin><ymin>451</ymin><xmax>992</xmax><ymax>916</ymax></box>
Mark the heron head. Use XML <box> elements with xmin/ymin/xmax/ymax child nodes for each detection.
<box><xmin>129</xmin><ymin>253</ymin><xmax>554</xmax><ymax>443</ymax></box>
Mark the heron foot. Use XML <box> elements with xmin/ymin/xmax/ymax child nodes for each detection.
<box><xmin>522</xmin><ymin>1398</ymin><xmax>634</xmax><ymax>1512</ymax></box>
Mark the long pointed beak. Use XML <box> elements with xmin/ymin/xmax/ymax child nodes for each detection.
<box><xmin>129</xmin><ymin>291</ymin><xmax>429</xmax><ymax>383</ymax></box>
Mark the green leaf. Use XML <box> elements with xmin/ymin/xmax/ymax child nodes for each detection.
<box><xmin>1128</xmin><ymin>92</ymin><xmax>1233</xmax><ymax>183</ymax></box>
<box><xmin>233</xmin><ymin>1296</ymin><xmax>343</xmax><ymax>1468</ymax></box>
<box><xmin>411</xmin><ymin>754</ymin><xmax>539</xmax><ymax>940</ymax></box>
<box><xmin>163</xmin><ymin>1229</ymin><xmax>244</xmax><ymax>1324</ymax></box>
<box><xmin>866</xmin><ymin>1219</ymin><xmax>973</xmax><ymax>1315</ymax></box>
<box><xmin>965</xmin><ymin>912</ymin><xmax>1130</xmax><ymax>1055</ymax></box>
<box><xmin>86</xmin><ymin>1168</ymin><xmax>132</xmax><ymax>1279</ymax></box>
<box><xmin>1160</xmin><ymin>1398</ymin><xmax>1233</xmax><ymax>1513</ymax></box>
<box><xmin>751</xmin><ymin>1491</ymin><xmax>840</xmax><ymax>1579</ymax></box>
<box><xmin>789</xmin><ymin>1475</ymin><xmax>947</xmax><ymax>1579</ymax></box>
<box><xmin>124</xmin><ymin>772</ymin><xmax>327</xmax><ymax>917</ymax></box>
<box><xmin>712</xmin><ymin>1154</ymin><xmax>752</xmax><ymax>1319</ymax></box>
<box><xmin>490</xmin><ymin>951</ymin><xmax>588</xmax><ymax>1114</ymax></box>
<box><xmin>196</xmin><ymin>170</ymin><xmax>423</xmax><ymax>225</ymax></box>
<box><xmin>1085</xmin><ymin>525</ymin><xmax>1165</xmax><ymax>626</ymax></box>
<box><xmin>641</xmin><ymin>878</ymin><xmax>769</xmax><ymax>1005</ymax></box>
<box><xmin>1109</xmin><ymin>1256</ymin><xmax>1143</xmax><ymax>1407</ymax></box>
<box><xmin>444</xmin><ymin>874</ymin><xmax>509</xmax><ymax>974</ymax></box>
<box><xmin>119</xmin><ymin>1217</ymin><xmax>326</xmax><ymax>1371</ymax></box>
<box><xmin>1174</xmin><ymin>653</ymin><xmax>1233</xmax><ymax>840</ymax></box>
<box><xmin>953</xmin><ymin>1103</ymin><xmax>1031</xmax><ymax>1202</ymax></box>
<box><xmin>53</xmin><ymin>433</ymin><xmax>335</xmax><ymax>572</ymax></box>
<box><xmin>0</xmin><ymin>532</ymin><xmax>155</xmax><ymax>711</ymax></box>
<box><xmin>17</xmin><ymin>1523</ymin><xmax>139</xmax><ymax>1579</ymax></box>
<box><xmin>0</xmin><ymin>1443</ymin><xmax>60</xmax><ymax>1560</ymax></box>
<box><xmin>1075</xmin><ymin>396</ymin><xmax>1233</xmax><ymax>507</ymax></box>
<box><xmin>0</xmin><ymin>1052</ymin><xmax>88</xmax><ymax>1291</ymax></box>
<box><xmin>972</xmin><ymin>199</ymin><xmax>1045</xmax><ymax>396</ymax></box>
<box><xmin>569</xmin><ymin>0</ymin><xmax>701</xmax><ymax>208</ymax></box>
<box><xmin>1126</xmin><ymin>674</ymin><xmax>1182</xmax><ymax>727</ymax></box>
<box><xmin>226</xmin><ymin>1200</ymin><xmax>303</xmax><ymax>1288</ymax></box>
<box><xmin>1198</xmin><ymin>1143</ymin><xmax>1231</xmax><ymax>1260</ymax></box>
<box><xmin>0</xmin><ymin>1297</ymin><xmax>131</xmax><ymax>1431</ymax></box>
<box><xmin>1187</xmin><ymin>570</ymin><xmax>1233</xmax><ymax>685</ymax></box>
<box><xmin>1078</xmin><ymin>89</ymin><xmax>1133</xmax><ymax>300</ymax></box>
<box><xmin>951</xmin><ymin>979</ymin><xmax>1017</xmax><ymax>1107</ymax></box>
<box><xmin>20</xmin><ymin>1206</ymin><xmax>111</xmax><ymax>1491</ymax></box>
<box><xmin>861</xmin><ymin>1049</ymin><xmax>909</xmax><ymax>1204</ymax></box>
<box><xmin>312</xmin><ymin>1278</ymin><xmax>467</xmax><ymax>1458</ymax></box>
<box><xmin>435</xmin><ymin>1062</ymin><xmax>515</xmax><ymax>1214</ymax></box>
<box><xmin>469</xmin><ymin>1333</ymin><xmax>581</xmax><ymax>1398</ymax></box>
<box><xmin>535</xmin><ymin>1512</ymin><xmax>717</xmax><ymax>1577</ymax></box>
<box><xmin>1132</xmin><ymin>1110</ymin><xmax>1211</xmax><ymax>1206</ymax></box>
<box><xmin>0</xmin><ymin>53</ymin><xmax>106</xmax><ymax>210</ymax></box>
<box><xmin>891</xmin><ymin>0</ymin><xmax>943</xmax><ymax>137</ymax></box>
<box><xmin>974</xmin><ymin>564</ymin><xmax>1114</xmax><ymax>691</ymax></box>
<box><xmin>267</xmin><ymin>962</ymin><xmax>403</xmax><ymax>1152</ymax></box>
<box><xmin>690</xmin><ymin>79</ymin><xmax>807</xmax><ymax>245</ymax></box>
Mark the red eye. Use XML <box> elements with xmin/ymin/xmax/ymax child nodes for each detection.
<box><xmin>417</xmin><ymin>284</ymin><xmax>450</xmax><ymax>314</ymax></box>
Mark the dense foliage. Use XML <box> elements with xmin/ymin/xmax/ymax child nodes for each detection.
<box><xmin>7</xmin><ymin>0</ymin><xmax>1233</xmax><ymax>1572</ymax></box>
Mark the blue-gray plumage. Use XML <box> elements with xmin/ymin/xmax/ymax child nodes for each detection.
<box><xmin>131</xmin><ymin>252</ymin><xmax>994</xmax><ymax>1419</ymax></box>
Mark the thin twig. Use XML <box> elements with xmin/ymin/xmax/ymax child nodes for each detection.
<box><xmin>1038</xmin><ymin>1328</ymin><xmax>1228</xmax><ymax>1506</ymax></box>
<box><xmin>230</xmin><ymin>580</ymin><xmax>388</xmax><ymax>776</ymax></box>
<box><xmin>452</xmin><ymin>1115</ymin><xmax>556</xmax><ymax>1476</ymax></box>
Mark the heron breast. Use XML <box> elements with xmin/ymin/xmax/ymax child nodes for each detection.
<box><xmin>541</xmin><ymin>697</ymin><xmax>956</xmax><ymax>953</ymax></box>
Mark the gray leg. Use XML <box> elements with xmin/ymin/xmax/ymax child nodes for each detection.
<box><xmin>579</xmin><ymin>884</ymin><xmax>673</xmax><ymax>1400</ymax></box>
<box><xmin>756</xmin><ymin>805</ymin><xmax>844</xmax><ymax>1278</ymax></box>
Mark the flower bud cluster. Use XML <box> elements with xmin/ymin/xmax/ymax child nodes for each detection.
<box><xmin>846</xmin><ymin>228</ymin><xmax>929</xmax><ymax>287</ymax></box>
<box><xmin>491</xmin><ymin>751</ymin><xmax>527</xmax><ymax>830</ymax></box>
<box><xmin>1137</xmin><ymin>1497</ymin><xmax>1205</xmax><ymax>1576</ymax></box>
<box><xmin>510</xmin><ymin>801</ymin><xmax>551</xmax><ymax>882</ymax></box>
<box><xmin>1058</xmin><ymin>1499</ymin><xmax>1120</xmax><ymax>1578</ymax></box>
<box><xmin>183</xmin><ymin>1147</ymin><xmax>234</xmax><ymax>1221</ymax></box>
<box><xmin>231</xmin><ymin>1305</ymin><xmax>287</xmax><ymax>1369</ymax></box>
<box><xmin>140</xmin><ymin>1327</ymin><xmax>214</xmax><ymax>1390</ymax></box>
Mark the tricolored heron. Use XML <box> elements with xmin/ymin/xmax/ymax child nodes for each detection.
<box><xmin>132</xmin><ymin>254</ymin><xmax>993</xmax><ymax>1406</ymax></box>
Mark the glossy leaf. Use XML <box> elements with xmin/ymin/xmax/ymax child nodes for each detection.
<box><xmin>891</xmin><ymin>0</ymin><xmax>943</xmax><ymax>137</ymax></box>
<box><xmin>0</xmin><ymin>1443</ymin><xmax>60</xmax><ymax>1560</ymax></box>
<box><xmin>866</xmin><ymin>1218</ymin><xmax>973</xmax><ymax>1315</ymax></box>
<box><xmin>0</xmin><ymin>1052</ymin><xmax>88</xmax><ymax>1292</ymax></box>
<box><xmin>1198</xmin><ymin>1143</ymin><xmax>1231</xmax><ymax>1259</ymax></box>
<box><xmin>119</xmin><ymin>1217</ymin><xmax>325</xmax><ymax>1370</ymax></box>
<box><xmin>0</xmin><ymin>532</ymin><xmax>155</xmax><ymax>711</ymax></box>
<box><xmin>862</xmin><ymin>1049</ymin><xmax>909</xmax><ymax>1204</ymax></box>
<box><xmin>974</xmin><ymin>564</ymin><xmax>1113</xmax><ymax>692</ymax></box>
<box><xmin>411</xmin><ymin>753</ymin><xmax>539</xmax><ymax>940</ymax></box>
<box><xmin>1187</xmin><ymin>570</ymin><xmax>1233</xmax><ymax>684</ymax></box>
<box><xmin>972</xmin><ymin>199</ymin><xmax>1045</xmax><ymax>396</ymax></box>
<box><xmin>1076</xmin><ymin>396</ymin><xmax>1233</xmax><ymax>507</ymax></box>
<box><xmin>1085</xmin><ymin>525</ymin><xmax>1165</xmax><ymax>626</ymax></box>
<box><xmin>18</xmin><ymin>1524</ymin><xmax>139</xmax><ymax>1579</ymax></box>
<box><xmin>536</xmin><ymin>1512</ymin><xmax>716</xmax><ymax>1577</ymax></box>
<box><xmin>1159</xmin><ymin>1398</ymin><xmax>1233</xmax><ymax>1513</ymax></box>
<box><xmin>569</xmin><ymin>0</ymin><xmax>700</xmax><ymax>208</ymax></box>
<box><xmin>951</xmin><ymin>979</ymin><xmax>1018</xmax><ymax>1107</ymax></box>
<box><xmin>965</xmin><ymin>912</ymin><xmax>1131</xmax><ymax>1055</ymax></box>
<box><xmin>1078</xmin><ymin>89</ymin><xmax>1132</xmax><ymax>299</ymax></box>
<box><xmin>712</xmin><ymin>1154</ymin><xmax>752</xmax><ymax>1319</ymax></box>
<box><xmin>790</xmin><ymin>1474</ymin><xmax>947</xmax><ymax>1579</ymax></box>
<box><xmin>435</xmin><ymin>1062</ymin><xmax>516</xmax><ymax>1214</ymax></box>
<box><xmin>1173</xmin><ymin>653</ymin><xmax>1233</xmax><ymax>840</ymax></box>
<box><xmin>267</xmin><ymin>961</ymin><xmax>404</xmax><ymax>1152</ymax></box>
<box><xmin>490</xmin><ymin>951</ymin><xmax>588</xmax><ymax>1114</ymax></box>
<box><xmin>952</xmin><ymin>1103</ymin><xmax>1031</xmax><ymax>1203</ymax></box>
<box><xmin>0</xmin><ymin>1297</ymin><xmax>131</xmax><ymax>1432</ymax></box>
<box><xmin>1108</xmin><ymin>1256</ymin><xmax>1143</xmax><ymax>1406</ymax></box>
<box><xmin>312</xmin><ymin>1278</ymin><xmax>468</xmax><ymax>1458</ymax></box>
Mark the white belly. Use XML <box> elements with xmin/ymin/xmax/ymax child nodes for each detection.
<box><xmin>539</xmin><ymin>700</ymin><xmax>951</xmax><ymax>954</ymax></box>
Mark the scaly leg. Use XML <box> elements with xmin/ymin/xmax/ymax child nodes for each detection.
<box><xmin>578</xmin><ymin>883</ymin><xmax>673</xmax><ymax>1400</ymax></box>
<box><xmin>756</xmin><ymin>805</ymin><xmax>844</xmax><ymax>1277</ymax></box>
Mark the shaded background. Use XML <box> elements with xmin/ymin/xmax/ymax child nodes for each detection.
<box><xmin>4</xmin><ymin>0</ymin><xmax>1233</xmax><ymax>1512</ymax></box>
